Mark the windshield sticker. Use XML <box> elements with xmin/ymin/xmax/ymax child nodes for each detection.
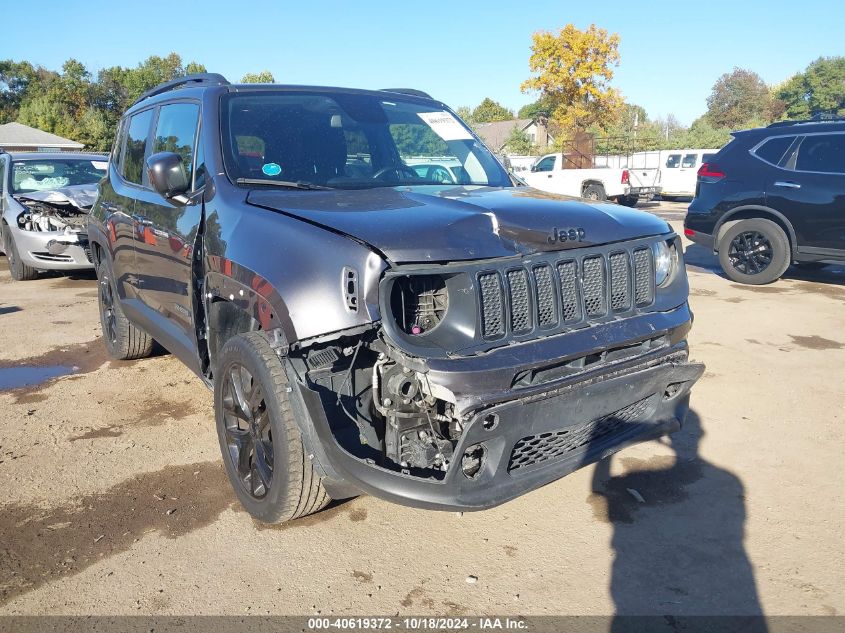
<box><xmin>417</xmin><ymin>111</ymin><xmax>473</xmax><ymax>142</ymax></box>
<box><xmin>91</xmin><ymin>160</ymin><xmax>108</xmax><ymax>170</ymax></box>
<box><xmin>262</xmin><ymin>162</ymin><xmax>282</xmax><ymax>177</ymax></box>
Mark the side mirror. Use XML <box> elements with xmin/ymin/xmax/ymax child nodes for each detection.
<box><xmin>146</xmin><ymin>152</ymin><xmax>189</xmax><ymax>199</ymax></box>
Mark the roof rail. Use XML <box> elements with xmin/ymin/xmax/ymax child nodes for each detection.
<box><xmin>380</xmin><ymin>88</ymin><xmax>433</xmax><ymax>99</ymax></box>
<box><xmin>767</xmin><ymin>112</ymin><xmax>845</xmax><ymax>128</ymax></box>
<box><xmin>131</xmin><ymin>73</ymin><xmax>230</xmax><ymax>107</ymax></box>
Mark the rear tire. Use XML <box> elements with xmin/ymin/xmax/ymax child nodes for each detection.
<box><xmin>215</xmin><ymin>331</ymin><xmax>331</xmax><ymax>523</ymax></box>
<box><xmin>3</xmin><ymin>225</ymin><xmax>39</xmax><ymax>281</ymax></box>
<box><xmin>96</xmin><ymin>256</ymin><xmax>154</xmax><ymax>360</ymax></box>
<box><xmin>583</xmin><ymin>184</ymin><xmax>606</xmax><ymax>202</ymax></box>
<box><xmin>618</xmin><ymin>195</ymin><xmax>639</xmax><ymax>207</ymax></box>
<box><xmin>718</xmin><ymin>219</ymin><xmax>790</xmax><ymax>285</ymax></box>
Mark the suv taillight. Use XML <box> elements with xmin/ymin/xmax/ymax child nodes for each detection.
<box><xmin>698</xmin><ymin>163</ymin><xmax>725</xmax><ymax>180</ymax></box>
<box><xmin>621</xmin><ymin>169</ymin><xmax>630</xmax><ymax>185</ymax></box>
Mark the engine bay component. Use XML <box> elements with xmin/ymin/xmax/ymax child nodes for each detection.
<box><xmin>15</xmin><ymin>185</ymin><xmax>95</xmax><ymax>235</ymax></box>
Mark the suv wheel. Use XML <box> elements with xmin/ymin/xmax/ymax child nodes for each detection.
<box><xmin>3</xmin><ymin>225</ymin><xmax>39</xmax><ymax>281</ymax></box>
<box><xmin>718</xmin><ymin>219</ymin><xmax>790</xmax><ymax>284</ymax></box>
<box><xmin>214</xmin><ymin>331</ymin><xmax>331</xmax><ymax>523</ymax></box>
<box><xmin>96</xmin><ymin>257</ymin><xmax>155</xmax><ymax>359</ymax></box>
<box><xmin>583</xmin><ymin>184</ymin><xmax>606</xmax><ymax>202</ymax></box>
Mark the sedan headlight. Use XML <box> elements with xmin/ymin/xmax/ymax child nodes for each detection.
<box><xmin>654</xmin><ymin>240</ymin><xmax>679</xmax><ymax>287</ymax></box>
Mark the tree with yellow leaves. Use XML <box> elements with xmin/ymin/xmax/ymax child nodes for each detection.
<box><xmin>521</xmin><ymin>24</ymin><xmax>623</xmax><ymax>138</ymax></box>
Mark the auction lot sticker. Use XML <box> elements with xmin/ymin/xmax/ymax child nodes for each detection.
<box><xmin>417</xmin><ymin>111</ymin><xmax>473</xmax><ymax>141</ymax></box>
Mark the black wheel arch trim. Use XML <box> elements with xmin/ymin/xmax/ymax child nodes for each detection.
<box><xmin>714</xmin><ymin>205</ymin><xmax>798</xmax><ymax>256</ymax></box>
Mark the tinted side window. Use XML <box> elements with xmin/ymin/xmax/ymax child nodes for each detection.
<box><xmin>122</xmin><ymin>109</ymin><xmax>155</xmax><ymax>185</ymax></box>
<box><xmin>754</xmin><ymin>136</ymin><xmax>796</xmax><ymax>165</ymax></box>
<box><xmin>153</xmin><ymin>103</ymin><xmax>199</xmax><ymax>182</ymax></box>
<box><xmin>665</xmin><ymin>154</ymin><xmax>681</xmax><ymax>168</ymax></box>
<box><xmin>534</xmin><ymin>156</ymin><xmax>556</xmax><ymax>172</ymax></box>
<box><xmin>795</xmin><ymin>134</ymin><xmax>845</xmax><ymax>174</ymax></box>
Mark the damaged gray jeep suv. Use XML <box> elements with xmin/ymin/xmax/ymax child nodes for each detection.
<box><xmin>89</xmin><ymin>74</ymin><xmax>703</xmax><ymax>523</ymax></box>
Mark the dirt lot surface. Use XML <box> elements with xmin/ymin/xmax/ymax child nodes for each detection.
<box><xmin>0</xmin><ymin>205</ymin><xmax>843</xmax><ymax>616</ymax></box>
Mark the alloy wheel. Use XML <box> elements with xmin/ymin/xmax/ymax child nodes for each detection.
<box><xmin>99</xmin><ymin>274</ymin><xmax>118</xmax><ymax>345</ymax></box>
<box><xmin>727</xmin><ymin>231</ymin><xmax>773</xmax><ymax>275</ymax></box>
<box><xmin>221</xmin><ymin>363</ymin><xmax>274</xmax><ymax>499</ymax></box>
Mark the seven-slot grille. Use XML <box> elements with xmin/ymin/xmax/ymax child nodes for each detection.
<box><xmin>479</xmin><ymin>247</ymin><xmax>654</xmax><ymax>339</ymax></box>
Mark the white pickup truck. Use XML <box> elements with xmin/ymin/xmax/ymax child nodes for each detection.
<box><xmin>521</xmin><ymin>152</ymin><xmax>661</xmax><ymax>207</ymax></box>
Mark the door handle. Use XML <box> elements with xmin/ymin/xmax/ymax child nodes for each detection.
<box><xmin>547</xmin><ymin>174</ymin><xmax>552</xmax><ymax>178</ymax></box>
<box><xmin>774</xmin><ymin>181</ymin><xmax>801</xmax><ymax>189</ymax></box>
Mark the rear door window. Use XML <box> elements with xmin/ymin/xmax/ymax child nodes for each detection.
<box><xmin>753</xmin><ymin>136</ymin><xmax>796</xmax><ymax>166</ymax></box>
<box><xmin>122</xmin><ymin>109</ymin><xmax>155</xmax><ymax>185</ymax></box>
<box><xmin>681</xmin><ymin>153</ymin><xmax>698</xmax><ymax>168</ymax></box>
<box><xmin>794</xmin><ymin>134</ymin><xmax>845</xmax><ymax>174</ymax></box>
<box><xmin>665</xmin><ymin>154</ymin><xmax>681</xmax><ymax>168</ymax></box>
<box><xmin>153</xmin><ymin>102</ymin><xmax>200</xmax><ymax>182</ymax></box>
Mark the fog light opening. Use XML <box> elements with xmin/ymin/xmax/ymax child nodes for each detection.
<box><xmin>663</xmin><ymin>381</ymin><xmax>686</xmax><ymax>400</ymax></box>
<box><xmin>461</xmin><ymin>444</ymin><xmax>486</xmax><ymax>480</ymax></box>
<box><xmin>482</xmin><ymin>414</ymin><xmax>499</xmax><ymax>431</ymax></box>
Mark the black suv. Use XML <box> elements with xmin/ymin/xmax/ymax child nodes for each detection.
<box><xmin>89</xmin><ymin>74</ymin><xmax>703</xmax><ymax>523</ymax></box>
<box><xmin>685</xmin><ymin>117</ymin><xmax>845</xmax><ymax>284</ymax></box>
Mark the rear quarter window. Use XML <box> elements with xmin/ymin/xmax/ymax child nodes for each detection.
<box><xmin>753</xmin><ymin>136</ymin><xmax>796</xmax><ymax>166</ymax></box>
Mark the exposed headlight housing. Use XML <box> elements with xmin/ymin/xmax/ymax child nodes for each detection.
<box><xmin>389</xmin><ymin>275</ymin><xmax>449</xmax><ymax>335</ymax></box>
<box><xmin>654</xmin><ymin>239</ymin><xmax>679</xmax><ymax>287</ymax></box>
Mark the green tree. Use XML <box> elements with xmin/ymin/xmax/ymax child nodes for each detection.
<box><xmin>241</xmin><ymin>71</ymin><xmax>275</xmax><ymax>83</ymax></box>
<box><xmin>521</xmin><ymin>23</ymin><xmax>623</xmax><ymax>134</ymax></box>
<box><xmin>0</xmin><ymin>61</ymin><xmax>58</xmax><ymax>123</ymax></box>
<box><xmin>517</xmin><ymin>96</ymin><xmax>554</xmax><ymax>120</ymax></box>
<box><xmin>776</xmin><ymin>56</ymin><xmax>845</xmax><ymax>119</ymax></box>
<box><xmin>705</xmin><ymin>67</ymin><xmax>771</xmax><ymax>129</ymax></box>
<box><xmin>471</xmin><ymin>97</ymin><xmax>513</xmax><ymax>122</ymax></box>
<box><xmin>668</xmin><ymin>117</ymin><xmax>731</xmax><ymax>149</ymax></box>
<box><xmin>503</xmin><ymin>125</ymin><xmax>534</xmax><ymax>155</ymax></box>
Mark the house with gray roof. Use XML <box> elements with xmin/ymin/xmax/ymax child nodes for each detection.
<box><xmin>0</xmin><ymin>122</ymin><xmax>84</xmax><ymax>152</ymax></box>
<box><xmin>474</xmin><ymin>118</ymin><xmax>553</xmax><ymax>154</ymax></box>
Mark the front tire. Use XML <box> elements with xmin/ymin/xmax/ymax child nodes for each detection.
<box><xmin>3</xmin><ymin>225</ymin><xmax>39</xmax><ymax>281</ymax></box>
<box><xmin>215</xmin><ymin>331</ymin><xmax>331</xmax><ymax>523</ymax></box>
<box><xmin>718</xmin><ymin>219</ymin><xmax>790</xmax><ymax>284</ymax></box>
<box><xmin>96</xmin><ymin>257</ymin><xmax>154</xmax><ymax>359</ymax></box>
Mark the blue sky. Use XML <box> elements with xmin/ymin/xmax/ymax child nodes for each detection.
<box><xmin>1</xmin><ymin>0</ymin><xmax>842</xmax><ymax>125</ymax></box>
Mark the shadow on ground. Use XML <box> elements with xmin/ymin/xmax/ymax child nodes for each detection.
<box><xmin>588</xmin><ymin>411</ymin><xmax>767</xmax><ymax>626</ymax></box>
<box><xmin>684</xmin><ymin>244</ymin><xmax>845</xmax><ymax>287</ymax></box>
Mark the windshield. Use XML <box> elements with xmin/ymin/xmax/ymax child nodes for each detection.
<box><xmin>11</xmin><ymin>158</ymin><xmax>107</xmax><ymax>194</ymax></box>
<box><xmin>221</xmin><ymin>91</ymin><xmax>510</xmax><ymax>189</ymax></box>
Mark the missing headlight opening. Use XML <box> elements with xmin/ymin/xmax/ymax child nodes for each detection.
<box><xmin>390</xmin><ymin>275</ymin><xmax>449</xmax><ymax>335</ymax></box>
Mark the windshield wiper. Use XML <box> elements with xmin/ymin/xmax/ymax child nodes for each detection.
<box><xmin>235</xmin><ymin>178</ymin><xmax>333</xmax><ymax>190</ymax></box>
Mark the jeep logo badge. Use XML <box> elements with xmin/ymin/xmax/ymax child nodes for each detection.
<box><xmin>548</xmin><ymin>227</ymin><xmax>586</xmax><ymax>244</ymax></box>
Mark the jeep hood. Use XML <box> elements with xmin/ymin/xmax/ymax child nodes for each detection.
<box><xmin>246</xmin><ymin>186</ymin><xmax>671</xmax><ymax>263</ymax></box>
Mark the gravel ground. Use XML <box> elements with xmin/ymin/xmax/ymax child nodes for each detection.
<box><xmin>0</xmin><ymin>207</ymin><xmax>843</xmax><ymax>616</ymax></box>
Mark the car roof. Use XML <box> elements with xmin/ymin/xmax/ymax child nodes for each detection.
<box><xmin>125</xmin><ymin>83</ymin><xmax>443</xmax><ymax>116</ymax></box>
<box><xmin>7</xmin><ymin>152</ymin><xmax>108</xmax><ymax>161</ymax></box>
<box><xmin>736</xmin><ymin>120</ymin><xmax>845</xmax><ymax>138</ymax></box>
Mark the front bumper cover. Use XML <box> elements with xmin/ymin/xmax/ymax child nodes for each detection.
<box><xmin>289</xmin><ymin>305</ymin><xmax>704</xmax><ymax>512</ymax></box>
<box><xmin>13</xmin><ymin>227</ymin><xmax>93</xmax><ymax>270</ymax></box>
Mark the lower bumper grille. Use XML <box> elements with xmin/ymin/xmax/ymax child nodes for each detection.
<box><xmin>507</xmin><ymin>396</ymin><xmax>651</xmax><ymax>473</ymax></box>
